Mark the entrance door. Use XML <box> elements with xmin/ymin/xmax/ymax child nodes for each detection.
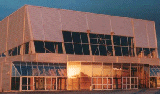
<box><xmin>35</xmin><ymin>77</ymin><xmax>45</xmax><ymax>90</ymax></box>
<box><xmin>122</xmin><ymin>77</ymin><xmax>138</xmax><ymax>89</ymax></box>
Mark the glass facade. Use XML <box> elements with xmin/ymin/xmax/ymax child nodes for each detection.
<box><xmin>11</xmin><ymin>61</ymin><xmax>160</xmax><ymax>91</ymax></box>
<box><xmin>11</xmin><ymin>62</ymin><xmax>67</xmax><ymax>91</ymax></box>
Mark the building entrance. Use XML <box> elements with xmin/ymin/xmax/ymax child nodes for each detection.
<box><xmin>35</xmin><ymin>77</ymin><xmax>45</xmax><ymax>90</ymax></box>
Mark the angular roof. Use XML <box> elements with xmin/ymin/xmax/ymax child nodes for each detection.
<box><xmin>0</xmin><ymin>5</ymin><xmax>157</xmax><ymax>54</ymax></box>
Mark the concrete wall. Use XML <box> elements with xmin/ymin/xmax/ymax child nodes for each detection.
<box><xmin>1</xmin><ymin>61</ymin><xmax>11</xmax><ymax>92</ymax></box>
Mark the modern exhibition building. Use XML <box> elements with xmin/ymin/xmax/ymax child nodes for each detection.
<box><xmin>0</xmin><ymin>5</ymin><xmax>160</xmax><ymax>92</ymax></box>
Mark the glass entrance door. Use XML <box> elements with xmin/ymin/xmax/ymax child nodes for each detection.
<box><xmin>35</xmin><ymin>77</ymin><xmax>45</xmax><ymax>90</ymax></box>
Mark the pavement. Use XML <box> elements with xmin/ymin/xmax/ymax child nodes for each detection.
<box><xmin>1</xmin><ymin>89</ymin><xmax>160</xmax><ymax>94</ymax></box>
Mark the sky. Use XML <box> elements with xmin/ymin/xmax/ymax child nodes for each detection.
<box><xmin>0</xmin><ymin>0</ymin><xmax>160</xmax><ymax>57</ymax></box>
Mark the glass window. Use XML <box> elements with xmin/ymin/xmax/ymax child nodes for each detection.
<box><xmin>90</xmin><ymin>39</ymin><xmax>97</xmax><ymax>44</ymax></box>
<box><xmin>45</xmin><ymin>42</ymin><xmax>55</xmax><ymax>53</ymax></box>
<box><xmin>82</xmin><ymin>44</ymin><xmax>90</xmax><ymax>55</ymax></box>
<box><xmin>103</xmin><ymin>63</ymin><xmax>112</xmax><ymax>77</ymax></box>
<box><xmin>115</xmin><ymin>46</ymin><xmax>122</xmax><ymax>56</ymax></box>
<box><xmin>113</xmin><ymin>36</ymin><xmax>120</xmax><ymax>45</ymax></box>
<box><xmin>121</xmin><ymin>37</ymin><xmax>128</xmax><ymax>46</ymax></box>
<box><xmin>72</xmin><ymin>32</ymin><xmax>81</xmax><ymax>43</ymax></box>
<box><xmin>99</xmin><ymin>45</ymin><xmax>107</xmax><ymax>56</ymax></box>
<box><xmin>91</xmin><ymin>45</ymin><xmax>99</xmax><ymax>55</ymax></box>
<box><xmin>25</xmin><ymin>42</ymin><xmax>29</xmax><ymax>54</ymax></box>
<box><xmin>74</xmin><ymin>43</ymin><xmax>82</xmax><ymax>55</ymax></box>
<box><xmin>12</xmin><ymin>47</ymin><xmax>17</xmax><ymax>56</ymax></box>
<box><xmin>34</xmin><ymin>41</ymin><xmax>45</xmax><ymax>53</ymax></box>
<box><xmin>57</xmin><ymin>43</ymin><xmax>63</xmax><ymax>53</ymax></box>
<box><xmin>81</xmin><ymin>33</ymin><xmax>88</xmax><ymax>43</ymax></box>
<box><xmin>11</xmin><ymin>77</ymin><xmax>20</xmax><ymax>90</ymax></box>
<box><xmin>122</xmin><ymin>47</ymin><xmax>129</xmax><ymax>56</ymax></box>
<box><xmin>107</xmin><ymin>46</ymin><xmax>113</xmax><ymax>56</ymax></box>
<box><xmin>62</xmin><ymin>31</ymin><xmax>72</xmax><ymax>42</ymax></box>
<box><xmin>64</xmin><ymin>43</ymin><xmax>74</xmax><ymax>54</ymax></box>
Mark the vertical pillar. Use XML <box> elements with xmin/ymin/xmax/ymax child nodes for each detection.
<box><xmin>111</xmin><ymin>32</ymin><xmax>115</xmax><ymax>56</ymax></box>
<box><xmin>87</xmin><ymin>30</ymin><xmax>92</xmax><ymax>55</ymax></box>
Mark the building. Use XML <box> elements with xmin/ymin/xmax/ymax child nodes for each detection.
<box><xmin>0</xmin><ymin>5</ymin><xmax>160</xmax><ymax>92</ymax></box>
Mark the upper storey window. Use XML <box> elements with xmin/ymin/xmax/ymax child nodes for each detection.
<box><xmin>89</xmin><ymin>34</ymin><xmax>112</xmax><ymax>56</ymax></box>
<box><xmin>113</xmin><ymin>36</ymin><xmax>134</xmax><ymax>56</ymax></box>
<box><xmin>62</xmin><ymin>31</ymin><xmax>90</xmax><ymax>55</ymax></box>
<box><xmin>136</xmin><ymin>48</ymin><xmax>156</xmax><ymax>58</ymax></box>
<box><xmin>34</xmin><ymin>41</ymin><xmax>63</xmax><ymax>54</ymax></box>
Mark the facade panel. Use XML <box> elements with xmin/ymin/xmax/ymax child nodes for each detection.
<box><xmin>24</xmin><ymin>6</ymin><xmax>32</xmax><ymax>42</ymax></box>
<box><xmin>111</xmin><ymin>16</ymin><xmax>133</xmax><ymax>37</ymax></box>
<box><xmin>147</xmin><ymin>21</ymin><xmax>157</xmax><ymax>48</ymax></box>
<box><xmin>7</xmin><ymin>6</ymin><xmax>25</xmax><ymax>50</ymax></box>
<box><xmin>86</xmin><ymin>13</ymin><xmax>111</xmax><ymax>34</ymax></box>
<box><xmin>2</xmin><ymin>62</ymin><xmax>11</xmax><ymax>91</ymax></box>
<box><xmin>133</xmin><ymin>19</ymin><xmax>149</xmax><ymax>48</ymax></box>
<box><xmin>60</xmin><ymin>9</ymin><xmax>88</xmax><ymax>32</ymax></box>
<box><xmin>27</xmin><ymin>5</ymin><xmax>44</xmax><ymax>40</ymax></box>
<box><xmin>42</xmin><ymin>7</ymin><xmax>63</xmax><ymax>42</ymax></box>
<box><xmin>0</xmin><ymin>18</ymin><xmax>8</xmax><ymax>53</ymax></box>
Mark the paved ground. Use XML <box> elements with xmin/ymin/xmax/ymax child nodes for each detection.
<box><xmin>1</xmin><ymin>89</ymin><xmax>160</xmax><ymax>94</ymax></box>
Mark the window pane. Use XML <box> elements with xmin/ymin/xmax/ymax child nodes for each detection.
<box><xmin>12</xmin><ymin>47</ymin><xmax>17</xmax><ymax>56</ymax></box>
<box><xmin>62</xmin><ymin>31</ymin><xmax>72</xmax><ymax>42</ymax></box>
<box><xmin>122</xmin><ymin>47</ymin><xmax>129</xmax><ymax>56</ymax></box>
<box><xmin>25</xmin><ymin>42</ymin><xmax>29</xmax><ymax>54</ymax></box>
<box><xmin>98</xmin><ymin>39</ymin><xmax>105</xmax><ymax>45</ymax></box>
<box><xmin>45</xmin><ymin>42</ymin><xmax>55</xmax><ymax>53</ymax></box>
<box><xmin>82</xmin><ymin>44</ymin><xmax>90</xmax><ymax>55</ymax></box>
<box><xmin>72</xmin><ymin>32</ymin><xmax>81</xmax><ymax>43</ymax></box>
<box><xmin>74</xmin><ymin>44</ymin><xmax>83</xmax><ymax>55</ymax></box>
<box><xmin>90</xmin><ymin>39</ymin><xmax>97</xmax><ymax>44</ymax></box>
<box><xmin>105</xmin><ymin>35</ymin><xmax>111</xmax><ymax>40</ymax></box>
<box><xmin>90</xmin><ymin>34</ymin><xmax>97</xmax><ymax>38</ymax></box>
<box><xmin>64</xmin><ymin>43</ymin><xmax>74</xmax><ymax>54</ymax></box>
<box><xmin>136</xmin><ymin>48</ymin><xmax>142</xmax><ymax>56</ymax></box>
<box><xmin>58</xmin><ymin>43</ymin><xmax>63</xmax><ymax>53</ymax></box>
<box><xmin>144</xmin><ymin>48</ymin><xmax>150</xmax><ymax>56</ymax></box>
<box><xmin>128</xmin><ymin>37</ymin><xmax>132</xmax><ymax>46</ymax></box>
<box><xmin>81</xmin><ymin>33</ymin><xmax>88</xmax><ymax>43</ymax></box>
<box><xmin>107</xmin><ymin>46</ymin><xmax>113</xmax><ymax>56</ymax></box>
<box><xmin>34</xmin><ymin>41</ymin><xmax>45</xmax><ymax>53</ymax></box>
<box><xmin>18</xmin><ymin>46</ymin><xmax>21</xmax><ymax>55</ymax></box>
<box><xmin>115</xmin><ymin>46</ymin><xmax>122</xmax><ymax>56</ymax></box>
<box><xmin>121</xmin><ymin>37</ymin><xmax>128</xmax><ymax>46</ymax></box>
<box><xmin>113</xmin><ymin>36</ymin><xmax>120</xmax><ymax>45</ymax></box>
<box><xmin>99</xmin><ymin>45</ymin><xmax>107</xmax><ymax>56</ymax></box>
<box><xmin>21</xmin><ymin>65</ymin><xmax>27</xmax><ymax>76</ymax></box>
<box><xmin>106</xmin><ymin>40</ymin><xmax>112</xmax><ymax>45</ymax></box>
<box><xmin>91</xmin><ymin>45</ymin><xmax>99</xmax><ymax>55</ymax></box>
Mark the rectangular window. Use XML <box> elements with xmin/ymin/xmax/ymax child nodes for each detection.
<box><xmin>72</xmin><ymin>32</ymin><xmax>81</xmax><ymax>43</ymax></box>
<box><xmin>45</xmin><ymin>42</ymin><xmax>55</xmax><ymax>53</ymax></box>
<box><xmin>91</xmin><ymin>45</ymin><xmax>99</xmax><ymax>55</ymax></box>
<box><xmin>74</xmin><ymin>43</ymin><xmax>83</xmax><ymax>55</ymax></box>
<box><xmin>113</xmin><ymin>36</ymin><xmax>120</xmax><ymax>45</ymax></box>
<box><xmin>114</xmin><ymin>46</ymin><xmax>122</xmax><ymax>56</ymax></box>
<box><xmin>64</xmin><ymin>43</ymin><xmax>74</xmax><ymax>54</ymax></box>
<box><xmin>82</xmin><ymin>44</ymin><xmax>90</xmax><ymax>55</ymax></box>
<box><xmin>34</xmin><ymin>41</ymin><xmax>45</xmax><ymax>53</ymax></box>
<box><xmin>25</xmin><ymin>42</ymin><xmax>29</xmax><ymax>54</ymax></box>
<box><xmin>62</xmin><ymin>31</ymin><xmax>72</xmax><ymax>42</ymax></box>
